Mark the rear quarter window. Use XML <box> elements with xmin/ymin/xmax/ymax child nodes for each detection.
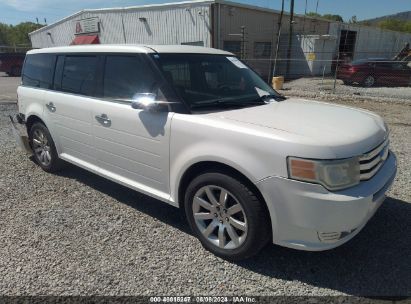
<box><xmin>22</xmin><ymin>54</ymin><xmax>56</xmax><ymax>89</ymax></box>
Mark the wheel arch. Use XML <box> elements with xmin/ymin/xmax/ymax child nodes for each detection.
<box><xmin>177</xmin><ymin>161</ymin><xmax>273</xmax><ymax>236</ymax></box>
<box><xmin>26</xmin><ymin>114</ymin><xmax>46</xmax><ymax>134</ymax></box>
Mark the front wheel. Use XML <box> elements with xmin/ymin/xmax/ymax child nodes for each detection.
<box><xmin>29</xmin><ymin>122</ymin><xmax>65</xmax><ymax>172</ymax></box>
<box><xmin>184</xmin><ymin>172</ymin><xmax>271</xmax><ymax>260</ymax></box>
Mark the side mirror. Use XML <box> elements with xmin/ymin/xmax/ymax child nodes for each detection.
<box><xmin>130</xmin><ymin>93</ymin><xmax>157</xmax><ymax>111</ymax></box>
<box><xmin>115</xmin><ymin>93</ymin><xmax>176</xmax><ymax>112</ymax></box>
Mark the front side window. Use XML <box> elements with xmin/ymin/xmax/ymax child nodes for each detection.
<box><xmin>61</xmin><ymin>56</ymin><xmax>98</xmax><ymax>96</ymax></box>
<box><xmin>152</xmin><ymin>53</ymin><xmax>283</xmax><ymax>110</ymax></box>
<box><xmin>22</xmin><ymin>54</ymin><xmax>55</xmax><ymax>89</ymax></box>
<box><xmin>103</xmin><ymin>55</ymin><xmax>158</xmax><ymax>100</ymax></box>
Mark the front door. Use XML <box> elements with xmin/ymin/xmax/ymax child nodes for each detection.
<box><xmin>91</xmin><ymin>54</ymin><xmax>172</xmax><ymax>199</ymax></box>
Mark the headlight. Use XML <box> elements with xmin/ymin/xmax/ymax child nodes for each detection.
<box><xmin>287</xmin><ymin>157</ymin><xmax>360</xmax><ymax>191</ymax></box>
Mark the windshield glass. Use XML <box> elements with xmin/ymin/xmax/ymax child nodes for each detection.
<box><xmin>151</xmin><ymin>53</ymin><xmax>282</xmax><ymax>109</ymax></box>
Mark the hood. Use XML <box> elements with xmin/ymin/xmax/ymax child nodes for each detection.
<box><xmin>207</xmin><ymin>98</ymin><xmax>388</xmax><ymax>158</ymax></box>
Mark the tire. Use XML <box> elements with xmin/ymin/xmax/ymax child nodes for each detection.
<box><xmin>363</xmin><ymin>75</ymin><xmax>375</xmax><ymax>87</ymax></box>
<box><xmin>184</xmin><ymin>172</ymin><xmax>271</xmax><ymax>260</ymax></box>
<box><xmin>343</xmin><ymin>80</ymin><xmax>352</xmax><ymax>85</ymax></box>
<box><xmin>29</xmin><ymin>122</ymin><xmax>65</xmax><ymax>173</ymax></box>
<box><xmin>10</xmin><ymin>66</ymin><xmax>21</xmax><ymax>77</ymax></box>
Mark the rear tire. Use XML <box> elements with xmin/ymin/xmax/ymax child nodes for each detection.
<box><xmin>29</xmin><ymin>122</ymin><xmax>65</xmax><ymax>173</ymax></box>
<box><xmin>184</xmin><ymin>172</ymin><xmax>271</xmax><ymax>260</ymax></box>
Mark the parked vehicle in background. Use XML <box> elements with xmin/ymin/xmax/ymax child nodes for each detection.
<box><xmin>337</xmin><ymin>58</ymin><xmax>411</xmax><ymax>87</ymax></box>
<box><xmin>0</xmin><ymin>53</ymin><xmax>25</xmax><ymax>76</ymax></box>
<box><xmin>11</xmin><ymin>45</ymin><xmax>397</xmax><ymax>260</ymax></box>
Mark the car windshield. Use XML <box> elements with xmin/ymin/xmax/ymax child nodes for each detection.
<box><xmin>151</xmin><ymin>53</ymin><xmax>284</xmax><ymax>109</ymax></box>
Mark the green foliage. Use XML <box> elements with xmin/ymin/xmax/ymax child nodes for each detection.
<box><xmin>306</xmin><ymin>12</ymin><xmax>344</xmax><ymax>22</ymax></box>
<box><xmin>377</xmin><ymin>19</ymin><xmax>411</xmax><ymax>33</ymax></box>
<box><xmin>0</xmin><ymin>22</ymin><xmax>43</xmax><ymax>47</ymax></box>
<box><xmin>322</xmin><ymin>14</ymin><xmax>344</xmax><ymax>22</ymax></box>
<box><xmin>306</xmin><ymin>12</ymin><xmax>321</xmax><ymax>18</ymax></box>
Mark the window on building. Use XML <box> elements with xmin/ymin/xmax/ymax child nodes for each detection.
<box><xmin>254</xmin><ymin>42</ymin><xmax>272</xmax><ymax>58</ymax></box>
<box><xmin>103</xmin><ymin>55</ymin><xmax>157</xmax><ymax>100</ymax></box>
<box><xmin>61</xmin><ymin>56</ymin><xmax>98</xmax><ymax>96</ymax></box>
<box><xmin>22</xmin><ymin>54</ymin><xmax>56</xmax><ymax>89</ymax></box>
<box><xmin>223</xmin><ymin>41</ymin><xmax>241</xmax><ymax>57</ymax></box>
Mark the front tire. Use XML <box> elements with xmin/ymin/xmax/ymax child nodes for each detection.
<box><xmin>29</xmin><ymin>122</ymin><xmax>65</xmax><ymax>172</ymax></box>
<box><xmin>184</xmin><ymin>172</ymin><xmax>271</xmax><ymax>260</ymax></box>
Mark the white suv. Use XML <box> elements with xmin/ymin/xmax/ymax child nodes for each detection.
<box><xmin>12</xmin><ymin>45</ymin><xmax>397</xmax><ymax>260</ymax></box>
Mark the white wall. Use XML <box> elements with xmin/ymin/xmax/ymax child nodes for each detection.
<box><xmin>29</xmin><ymin>3</ymin><xmax>212</xmax><ymax>48</ymax></box>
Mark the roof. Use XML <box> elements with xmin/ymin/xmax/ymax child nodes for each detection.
<box><xmin>27</xmin><ymin>44</ymin><xmax>233</xmax><ymax>55</ymax></box>
<box><xmin>29</xmin><ymin>0</ymin><xmax>324</xmax><ymax>37</ymax></box>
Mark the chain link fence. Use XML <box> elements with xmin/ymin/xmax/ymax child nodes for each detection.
<box><xmin>1</xmin><ymin>42</ymin><xmax>411</xmax><ymax>102</ymax></box>
<box><xmin>244</xmin><ymin>56</ymin><xmax>411</xmax><ymax>102</ymax></box>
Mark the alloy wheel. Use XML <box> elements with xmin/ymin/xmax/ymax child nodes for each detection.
<box><xmin>192</xmin><ymin>185</ymin><xmax>248</xmax><ymax>250</ymax></box>
<box><xmin>32</xmin><ymin>129</ymin><xmax>52</xmax><ymax>166</ymax></box>
<box><xmin>364</xmin><ymin>75</ymin><xmax>375</xmax><ymax>87</ymax></box>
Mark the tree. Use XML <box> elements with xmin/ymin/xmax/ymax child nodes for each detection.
<box><xmin>322</xmin><ymin>14</ymin><xmax>344</xmax><ymax>22</ymax></box>
<box><xmin>377</xmin><ymin>19</ymin><xmax>411</xmax><ymax>33</ymax></box>
<box><xmin>0</xmin><ymin>22</ymin><xmax>43</xmax><ymax>47</ymax></box>
<box><xmin>306</xmin><ymin>12</ymin><xmax>321</xmax><ymax>18</ymax></box>
<box><xmin>306</xmin><ymin>12</ymin><xmax>344</xmax><ymax>22</ymax></box>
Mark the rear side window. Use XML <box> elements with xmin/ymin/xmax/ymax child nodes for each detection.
<box><xmin>103</xmin><ymin>55</ymin><xmax>157</xmax><ymax>100</ymax></box>
<box><xmin>22</xmin><ymin>54</ymin><xmax>55</xmax><ymax>89</ymax></box>
<box><xmin>61</xmin><ymin>56</ymin><xmax>98</xmax><ymax>96</ymax></box>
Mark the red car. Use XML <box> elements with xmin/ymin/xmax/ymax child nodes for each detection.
<box><xmin>337</xmin><ymin>58</ymin><xmax>411</xmax><ymax>87</ymax></box>
<box><xmin>0</xmin><ymin>53</ymin><xmax>25</xmax><ymax>76</ymax></box>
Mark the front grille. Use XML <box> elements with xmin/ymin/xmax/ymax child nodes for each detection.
<box><xmin>359</xmin><ymin>139</ymin><xmax>389</xmax><ymax>181</ymax></box>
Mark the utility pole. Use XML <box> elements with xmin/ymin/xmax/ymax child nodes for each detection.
<box><xmin>240</xmin><ymin>26</ymin><xmax>246</xmax><ymax>60</ymax></box>
<box><xmin>272</xmin><ymin>0</ymin><xmax>285</xmax><ymax>77</ymax></box>
<box><xmin>286</xmin><ymin>0</ymin><xmax>294</xmax><ymax>78</ymax></box>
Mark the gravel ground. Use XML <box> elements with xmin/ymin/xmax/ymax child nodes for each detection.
<box><xmin>281</xmin><ymin>77</ymin><xmax>411</xmax><ymax>104</ymax></box>
<box><xmin>0</xmin><ymin>101</ymin><xmax>410</xmax><ymax>297</ymax></box>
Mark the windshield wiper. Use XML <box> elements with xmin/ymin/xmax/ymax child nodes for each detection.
<box><xmin>260</xmin><ymin>94</ymin><xmax>287</xmax><ymax>102</ymax></box>
<box><xmin>190</xmin><ymin>99</ymin><xmax>265</xmax><ymax>109</ymax></box>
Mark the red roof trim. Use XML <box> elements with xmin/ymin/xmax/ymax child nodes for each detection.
<box><xmin>70</xmin><ymin>35</ymin><xmax>100</xmax><ymax>45</ymax></box>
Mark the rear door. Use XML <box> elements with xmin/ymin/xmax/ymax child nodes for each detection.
<box><xmin>43</xmin><ymin>54</ymin><xmax>99</xmax><ymax>166</ymax></box>
<box><xmin>90</xmin><ymin>54</ymin><xmax>173</xmax><ymax>199</ymax></box>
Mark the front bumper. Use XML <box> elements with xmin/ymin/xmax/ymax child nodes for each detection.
<box><xmin>256</xmin><ymin>151</ymin><xmax>397</xmax><ymax>251</ymax></box>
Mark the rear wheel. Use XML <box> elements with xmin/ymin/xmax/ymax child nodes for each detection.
<box><xmin>363</xmin><ymin>75</ymin><xmax>375</xmax><ymax>87</ymax></box>
<box><xmin>184</xmin><ymin>172</ymin><xmax>271</xmax><ymax>260</ymax></box>
<box><xmin>29</xmin><ymin>122</ymin><xmax>65</xmax><ymax>172</ymax></box>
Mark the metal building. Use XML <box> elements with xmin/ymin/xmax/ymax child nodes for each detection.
<box><xmin>29</xmin><ymin>0</ymin><xmax>411</xmax><ymax>79</ymax></box>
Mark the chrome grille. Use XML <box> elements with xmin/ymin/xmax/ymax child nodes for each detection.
<box><xmin>359</xmin><ymin>139</ymin><xmax>389</xmax><ymax>180</ymax></box>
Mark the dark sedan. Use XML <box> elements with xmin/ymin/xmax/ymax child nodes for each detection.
<box><xmin>337</xmin><ymin>58</ymin><xmax>411</xmax><ymax>87</ymax></box>
<box><xmin>0</xmin><ymin>53</ymin><xmax>25</xmax><ymax>76</ymax></box>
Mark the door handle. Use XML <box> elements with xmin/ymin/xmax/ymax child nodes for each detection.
<box><xmin>95</xmin><ymin>114</ymin><xmax>111</xmax><ymax>126</ymax></box>
<box><xmin>46</xmin><ymin>102</ymin><xmax>56</xmax><ymax>112</ymax></box>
